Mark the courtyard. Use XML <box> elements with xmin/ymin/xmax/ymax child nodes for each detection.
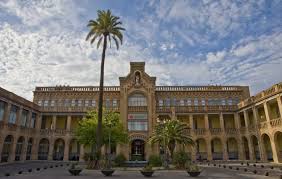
<box><xmin>0</xmin><ymin>161</ymin><xmax>282</xmax><ymax>179</ymax></box>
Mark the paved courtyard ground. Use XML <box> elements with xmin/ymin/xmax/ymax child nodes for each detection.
<box><xmin>0</xmin><ymin>161</ymin><xmax>281</xmax><ymax>178</ymax></box>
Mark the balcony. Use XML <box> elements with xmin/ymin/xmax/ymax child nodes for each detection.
<box><xmin>209</xmin><ymin>128</ymin><xmax>222</xmax><ymax>135</ymax></box>
<box><xmin>6</xmin><ymin>123</ymin><xmax>17</xmax><ymax>131</ymax></box>
<box><xmin>156</xmin><ymin>105</ymin><xmax>238</xmax><ymax>113</ymax></box>
<box><xmin>270</xmin><ymin>118</ymin><xmax>281</xmax><ymax>127</ymax></box>
<box><xmin>40</xmin><ymin>128</ymin><xmax>74</xmax><ymax>136</ymax></box>
<box><xmin>41</xmin><ymin>106</ymin><xmax>119</xmax><ymax>113</ymax></box>
<box><xmin>259</xmin><ymin>121</ymin><xmax>268</xmax><ymax>129</ymax></box>
<box><xmin>128</xmin><ymin>106</ymin><xmax>147</xmax><ymax>112</ymax></box>
<box><xmin>225</xmin><ymin>128</ymin><xmax>239</xmax><ymax>135</ymax></box>
<box><xmin>193</xmin><ymin>128</ymin><xmax>206</xmax><ymax>135</ymax></box>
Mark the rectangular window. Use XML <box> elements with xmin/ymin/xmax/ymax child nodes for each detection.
<box><xmin>38</xmin><ymin>100</ymin><xmax>42</xmax><ymax>106</ymax></box>
<box><xmin>78</xmin><ymin>100</ymin><xmax>82</xmax><ymax>107</ymax></box>
<box><xmin>50</xmin><ymin>100</ymin><xmax>55</xmax><ymax>107</ymax></box>
<box><xmin>91</xmin><ymin>100</ymin><xmax>96</xmax><ymax>107</ymax></box>
<box><xmin>171</xmin><ymin>98</ymin><xmax>177</xmax><ymax>106</ymax></box>
<box><xmin>0</xmin><ymin>101</ymin><xmax>5</xmax><ymax>121</ymax></box>
<box><xmin>165</xmin><ymin>98</ymin><xmax>170</xmax><ymax>106</ymax></box>
<box><xmin>113</xmin><ymin>99</ymin><xmax>117</xmax><ymax>107</ymax></box>
<box><xmin>221</xmin><ymin>98</ymin><xmax>226</xmax><ymax>105</ymax></box>
<box><xmin>228</xmin><ymin>98</ymin><xmax>233</xmax><ymax>105</ymax></box>
<box><xmin>20</xmin><ymin>110</ymin><xmax>28</xmax><ymax>127</ymax></box>
<box><xmin>8</xmin><ymin>105</ymin><xmax>18</xmax><ymax>124</ymax></box>
<box><xmin>71</xmin><ymin>99</ymin><xmax>75</xmax><ymax>107</ymax></box>
<box><xmin>158</xmin><ymin>99</ymin><xmax>163</xmax><ymax>106</ymax></box>
<box><xmin>180</xmin><ymin>99</ymin><xmax>185</xmax><ymax>106</ymax></box>
<box><xmin>105</xmin><ymin>98</ymin><xmax>111</xmax><ymax>108</ymax></box>
<box><xmin>186</xmin><ymin>98</ymin><xmax>191</xmax><ymax>106</ymax></box>
<box><xmin>43</xmin><ymin>100</ymin><xmax>49</xmax><ymax>107</ymax></box>
<box><xmin>201</xmin><ymin>98</ymin><xmax>205</xmax><ymax>106</ymax></box>
<box><xmin>30</xmin><ymin>113</ymin><xmax>36</xmax><ymax>128</ymax></box>
<box><xmin>194</xmin><ymin>98</ymin><xmax>198</xmax><ymax>106</ymax></box>
<box><xmin>84</xmin><ymin>100</ymin><xmax>89</xmax><ymax>107</ymax></box>
<box><xmin>128</xmin><ymin>121</ymin><xmax>148</xmax><ymax>131</ymax></box>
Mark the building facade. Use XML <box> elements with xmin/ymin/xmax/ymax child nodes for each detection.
<box><xmin>0</xmin><ymin>62</ymin><xmax>281</xmax><ymax>163</ymax></box>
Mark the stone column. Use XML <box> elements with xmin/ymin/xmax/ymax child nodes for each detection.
<box><xmin>66</xmin><ymin>115</ymin><xmax>72</xmax><ymax>131</ymax></box>
<box><xmin>9</xmin><ymin>139</ymin><xmax>17</xmax><ymax>162</ymax></box>
<box><xmin>189</xmin><ymin>114</ymin><xmax>193</xmax><ymax>129</ymax></box>
<box><xmin>234</xmin><ymin>113</ymin><xmax>240</xmax><ymax>129</ymax></box>
<box><xmin>263</xmin><ymin>102</ymin><xmax>271</xmax><ymax>122</ymax></box>
<box><xmin>247</xmin><ymin>137</ymin><xmax>255</xmax><ymax>161</ymax></box>
<box><xmin>35</xmin><ymin>114</ymin><xmax>42</xmax><ymax>129</ymax></box>
<box><xmin>79</xmin><ymin>145</ymin><xmax>85</xmax><ymax>162</ymax></box>
<box><xmin>21</xmin><ymin>139</ymin><xmax>28</xmax><ymax>161</ymax></box>
<box><xmin>204</xmin><ymin>114</ymin><xmax>209</xmax><ymax>129</ymax></box>
<box><xmin>243</xmin><ymin>111</ymin><xmax>249</xmax><ymax>128</ymax></box>
<box><xmin>31</xmin><ymin>138</ymin><xmax>38</xmax><ymax>160</ymax></box>
<box><xmin>277</xmin><ymin>97</ymin><xmax>282</xmax><ymax>118</ymax></box>
<box><xmin>207</xmin><ymin>138</ymin><xmax>212</xmax><ymax>161</ymax></box>
<box><xmin>270</xmin><ymin>135</ymin><xmax>279</xmax><ymax>163</ymax></box>
<box><xmin>3</xmin><ymin>103</ymin><xmax>11</xmax><ymax>124</ymax></box>
<box><xmin>16</xmin><ymin>107</ymin><xmax>23</xmax><ymax>127</ymax></box>
<box><xmin>51</xmin><ymin>115</ymin><xmax>57</xmax><ymax>130</ymax></box>
<box><xmin>222</xmin><ymin>138</ymin><xmax>228</xmax><ymax>161</ymax></box>
<box><xmin>219</xmin><ymin>113</ymin><xmax>225</xmax><ymax>131</ymax></box>
<box><xmin>48</xmin><ymin>139</ymin><xmax>54</xmax><ymax>160</ymax></box>
<box><xmin>238</xmin><ymin>138</ymin><xmax>245</xmax><ymax>160</ymax></box>
<box><xmin>63</xmin><ymin>139</ymin><xmax>70</xmax><ymax>161</ymax></box>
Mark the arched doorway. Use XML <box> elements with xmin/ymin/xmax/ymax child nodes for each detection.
<box><xmin>274</xmin><ymin>131</ymin><xmax>282</xmax><ymax>162</ymax></box>
<box><xmin>242</xmin><ymin>136</ymin><xmax>250</xmax><ymax>160</ymax></box>
<box><xmin>26</xmin><ymin>138</ymin><xmax>33</xmax><ymax>160</ymax></box>
<box><xmin>262</xmin><ymin>134</ymin><xmax>273</xmax><ymax>161</ymax></box>
<box><xmin>251</xmin><ymin>135</ymin><xmax>260</xmax><ymax>160</ymax></box>
<box><xmin>15</xmin><ymin>136</ymin><xmax>25</xmax><ymax>161</ymax></box>
<box><xmin>196</xmin><ymin>138</ymin><xmax>207</xmax><ymax>160</ymax></box>
<box><xmin>211</xmin><ymin>138</ymin><xmax>223</xmax><ymax>160</ymax></box>
<box><xmin>1</xmin><ymin>135</ymin><xmax>13</xmax><ymax>162</ymax></box>
<box><xmin>227</xmin><ymin>138</ymin><xmax>238</xmax><ymax>160</ymax></box>
<box><xmin>53</xmin><ymin>138</ymin><xmax>65</xmax><ymax>160</ymax></box>
<box><xmin>38</xmin><ymin>138</ymin><xmax>49</xmax><ymax>160</ymax></box>
<box><xmin>131</xmin><ymin>139</ymin><xmax>145</xmax><ymax>161</ymax></box>
<box><xmin>69</xmin><ymin>139</ymin><xmax>80</xmax><ymax>161</ymax></box>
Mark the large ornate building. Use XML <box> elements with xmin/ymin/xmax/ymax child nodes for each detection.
<box><xmin>0</xmin><ymin>62</ymin><xmax>281</xmax><ymax>163</ymax></box>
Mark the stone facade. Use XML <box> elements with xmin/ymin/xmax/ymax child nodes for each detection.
<box><xmin>0</xmin><ymin>62</ymin><xmax>281</xmax><ymax>163</ymax></box>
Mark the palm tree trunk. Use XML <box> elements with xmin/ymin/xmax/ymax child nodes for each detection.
<box><xmin>96</xmin><ymin>34</ymin><xmax>107</xmax><ymax>155</ymax></box>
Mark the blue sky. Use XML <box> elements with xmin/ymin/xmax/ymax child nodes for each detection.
<box><xmin>0</xmin><ymin>0</ymin><xmax>281</xmax><ymax>100</ymax></box>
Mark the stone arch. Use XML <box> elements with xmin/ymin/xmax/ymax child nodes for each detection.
<box><xmin>38</xmin><ymin>138</ymin><xmax>49</xmax><ymax>160</ymax></box>
<box><xmin>274</xmin><ymin>131</ymin><xmax>282</xmax><ymax>162</ymax></box>
<box><xmin>130</xmin><ymin>139</ymin><xmax>145</xmax><ymax>161</ymax></box>
<box><xmin>195</xmin><ymin>138</ymin><xmax>207</xmax><ymax>160</ymax></box>
<box><xmin>227</xmin><ymin>137</ymin><xmax>238</xmax><ymax>160</ymax></box>
<box><xmin>69</xmin><ymin>138</ymin><xmax>80</xmax><ymax>161</ymax></box>
<box><xmin>242</xmin><ymin>136</ymin><xmax>250</xmax><ymax>160</ymax></box>
<box><xmin>211</xmin><ymin>137</ymin><xmax>223</xmax><ymax>160</ymax></box>
<box><xmin>53</xmin><ymin>138</ymin><xmax>65</xmax><ymax>160</ymax></box>
<box><xmin>26</xmin><ymin>138</ymin><xmax>33</xmax><ymax>160</ymax></box>
<box><xmin>1</xmin><ymin>135</ymin><xmax>14</xmax><ymax>162</ymax></box>
<box><xmin>15</xmin><ymin>136</ymin><xmax>25</xmax><ymax>161</ymax></box>
<box><xmin>261</xmin><ymin>133</ymin><xmax>273</xmax><ymax>161</ymax></box>
<box><xmin>251</xmin><ymin>135</ymin><xmax>260</xmax><ymax>160</ymax></box>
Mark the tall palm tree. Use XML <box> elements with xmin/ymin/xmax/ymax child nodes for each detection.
<box><xmin>149</xmin><ymin>119</ymin><xmax>194</xmax><ymax>159</ymax></box>
<box><xmin>86</xmin><ymin>10</ymin><xmax>125</xmax><ymax>154</ymax></box>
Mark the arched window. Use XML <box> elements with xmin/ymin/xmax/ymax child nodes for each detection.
<box><xmin>128</xmin><ymin>94</ymin><xmax>147</xmax><ymax>106</ymax></box>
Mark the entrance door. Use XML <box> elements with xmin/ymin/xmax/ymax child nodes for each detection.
<box><xmin>131</xmin><ymin>139</ymin><xmax>145</xmax><ymax>161</ymax></box>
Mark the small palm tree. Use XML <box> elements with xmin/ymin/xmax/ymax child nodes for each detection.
<box><xmin>86</xmin><ymin>10</ymin><xmax>125</xmax><ymax>154</ymax></box>
<box><xmin>149</xmin><ymin>119</ymin><xmax>194</xmax><ymax>160</ymax></box>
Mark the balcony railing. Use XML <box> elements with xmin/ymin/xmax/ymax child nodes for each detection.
<box><xmin>193</xmin><ymin>128</ymin><xmax>206</xmax><ymax>135</ymax></box>
<box><xmin>35</xmin><ymin>86</ymin><xmax>120</xmax><ymax>92</ymax></box>
<box><xmin>128</xmin><ymin>106</ymin><xmax>147</xmax><ymax>112</ymax></box>
<box><xmin>238</xmin><ymin>82</ymin><xmax>282</xmax><ymax>108</ymax></box>
<box><xmin>40</xmin><ymin>106</ymin><xmax>119</xmax><ymax>112</ymax></box>
<box><xmin>209</xmin><ymin>128</ymin><xmax>222</xmax><ymax>135</ymax></box>
<box><xmin>40</xmin><ymin>128</ymin><xmax>74</xmax><ymax>136</ymax></box>
<box><xmin>225</xmin><ymin>128</ymin><xmax>239</xmax><ymax>135</ymax></box>
<box><xmin>156</xmin><ymin>86</ymin><xmax>241</xmax><ymax>91</ymax></box>
<box><xmin>259</xmin><ymin>121</ymin><xmax>268</xmax><ymax>129</ymax></box>
<box><xmin>156</xmin><ymin>105</ymin><xmax>238</xmax><ymax>113</ymax></box>
<box><xmin>270</xmin><ymin>118</ymin><xmax>281</xmax><ymax>127</ymax></box>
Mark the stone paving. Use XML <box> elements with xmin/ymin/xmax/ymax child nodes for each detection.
<box><xmin>0</xmin><ymin>161</ymin><xmax>281</xmax><ymax>178</ymax></box>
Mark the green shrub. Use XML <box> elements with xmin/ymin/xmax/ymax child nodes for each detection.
<box><xmin>173</xmin><ymin>151</ymin><xmax>191</xmax><ymax>169</ymax></box>
<box><xmin>114</xmin><ymin>153</ymin><xmax>126</xmax><ymax>167</ymax></box>
<box><xmin>148</xmin><ymin>155</ymin><xmax>162</xmax><ymax>167</ymax></box>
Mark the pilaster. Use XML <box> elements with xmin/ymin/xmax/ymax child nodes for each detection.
<box><xmin>277</xmin><ymin>97</ymin><xmax>282</xmax><ymax>118</ymax></box>
<box><xmin>63</xmin><ymin>139</ymin><xmax>70</xmax><ymax>161</ymax></box>
<box><xmin>79</xmin><ymin>145</ymin><xmax>85</xmax><ymax>162</ymax></box>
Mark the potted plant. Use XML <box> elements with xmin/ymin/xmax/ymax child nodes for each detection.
<box><xmin>68</xmin><ymin>163</ymin><xmax>82</xmax><ymax>176</ymax></box>
<box><xmin>186</xmin><ymin>164</ymin><xmax>202</xmax><ymax>177</ymax></box>
<box><xmin>101</xmin><ymin>159</ymin><xmax>115</xmax><ymax>177</ymax></box>
<box><xmin>140</xmin><ymin>165</ymin><xmax>154</xmax><ymax>177</ymax></box>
